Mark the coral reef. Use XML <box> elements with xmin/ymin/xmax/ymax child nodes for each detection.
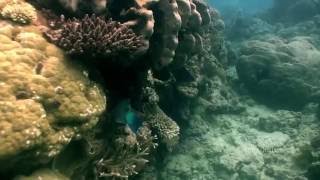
<box><xmin>237</xmin><ymin>35</ymin><xmax>320</xmax><ymax>108</ymax></box>
<box><xmin>95</xmin><ymin>124</ymin><xmax>157</xmax><ymax>179</ymax></box>
<box><xmin>33</xmin><ymin>0</ymin><xmax>213</xmax><ymax>69</ymax></box>
<box><xmin>120</xmin><ymin>0</ymin><xmax>156</xmax><ymax>51</ymax></box>
<box><xmin>136</xmin><ymin>2</ymin><xmax>320</xmax><ymax>180</ymax></box>
<box><xmin>150</xmin><ymin>0</ymin><xmax>181</xmax><ymax>69</ymax></box>
<box><xmin>0</xmin><ymin>0</ymin><xmax>37</xmax><ymax>24</ymax></box>
<box><xmin>0</xmin><ymin>21</ymin><xmax>106</xmax><ymax>174</ymax></box>
<box><xmin>0</xmin><ymin>0</ymin><xmax>238</xmax><ymax>179</ymax></box>
<box><xmin>45</xmin><ymin>14</ymin><xmax>146</xmax><ymax>61</ymax></box>
<box><xmin>156</xmin><ymin>101</ymin><xmax>320</xmax><ymax>180</ymax></box>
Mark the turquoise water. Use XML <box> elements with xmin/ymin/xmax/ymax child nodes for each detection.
<box><xmin>209</xmin><ymin>0</ymin><xmax>274</xmax><ymax>15</ymax></box>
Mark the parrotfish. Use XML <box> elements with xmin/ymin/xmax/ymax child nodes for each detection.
<box><xmin>112</xmin><ymin>99</ymin><xmax>142</xmax><ymax>133</ymax></box>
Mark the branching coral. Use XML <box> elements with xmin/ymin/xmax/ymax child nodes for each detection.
<box><xmin>0</xmin><ymin>1</ymin><xmax>37</xmax><ymax>24</ymax></box>
<box><xmin>45</xmin><ymin>14</ymin><xmax>146</xmax><ymax>59</ymax></box>
<box><xmin>95</xmin><ymin>124</ymin><xmax>157</xmax><ymax>179</ymax></box>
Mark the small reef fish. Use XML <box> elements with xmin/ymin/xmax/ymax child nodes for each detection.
<box><xmin>112</xmin><ymin>99</ymin><xmax>142</xmax><ymax>133</ymax></box>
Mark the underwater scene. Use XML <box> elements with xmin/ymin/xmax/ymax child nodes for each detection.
<box><xmin>0</xmin><ymin>0</ymin><xmax>320</xmax><ymax>179</ymax></box>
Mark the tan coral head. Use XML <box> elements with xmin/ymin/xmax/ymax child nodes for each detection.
<box><xmin>0</xmin><ymin>1</ymin><xmax>37</xmax><ymax>24</ymax></box>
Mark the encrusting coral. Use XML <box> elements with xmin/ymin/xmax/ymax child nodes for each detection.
<box><xmin>45</xmin><ymin>14</ymin><xmax>147</xmax><ymax>60</ymax></box>
<box><xmin>0</xmin><ymin>21</ymin><xmax>106</xmax><ymax>173</ymax></box>
<box><xmin>0</xmin><ymin>0</ymin><xmax>37</xmax><ymax>24</ymax></box>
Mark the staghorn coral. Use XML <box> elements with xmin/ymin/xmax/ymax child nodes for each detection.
<box><xmin>0</xmin><ymin>21</ymin><xmax>106</xmax><ymax>173</ymax></box>
<box><xmin>95</xmin><ymin>124</ymin><xmax>157</xmax><ymax>179</ymax></box>
<box><xmin>0</xmin><ymin>1</ymin><xmax>37</xmax><ymax>24</ymax></box>
<box><xmin>45</xmin><ymin>14</ymin><xmax>146</xmax><ymax>60</ymax></box>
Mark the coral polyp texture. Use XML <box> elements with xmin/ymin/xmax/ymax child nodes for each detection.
<box><xmin>45</xmin><ymin>14</ymin><xmax>146</xmax><ymax>59</ymax></box>
<box><xmin>0</xmin><ymin>21</ymin><xmax>106</xmax><ymax>173</ymax></box>
<box><xmin>145</xmin><ymin>104</ymin><xmax>180</xmax><ymax>150</ymax></box>
<box><xmin>0</xmin><ymin>0</ymin><xmax>37</xmax><ymax>24</ymax></box>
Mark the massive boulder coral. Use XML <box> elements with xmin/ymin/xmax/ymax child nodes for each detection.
<box><xmin>237</xmin><ymin>35</ymin><xmax>320</xmax><ymax>108</ymax></box>
<box><xmin>120</xmin><ymin>0</ymin><xmax>156</xmax><ymax>50</ymax></box>
<box><xmin>150</xmin><ymin>0</ymin><xmax>212</xmax><ymax>69</ymax></box>
<box><xmin>0</xmin><ymin>21</ymin><xmax>106</xmax><ymax>173</ymax></box>
<box><xmin>150</xmin><ymin>0</ymin><xmax>182</xmax><ymax>69</ymax></box>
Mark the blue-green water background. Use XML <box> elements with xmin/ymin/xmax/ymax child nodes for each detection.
<box><xmin>209</xmin><ymin>0</ymin><xmax>273</xmax><ymax>15</ymax></box>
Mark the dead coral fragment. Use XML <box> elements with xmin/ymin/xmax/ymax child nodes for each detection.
<box><xmin>1</xmin><ymin>1</ymin><xmax>37</xmax><ymax>24</ymax></box>
<box><xmin>45</xmin><ymin>14</ymin><xmax>146</xmax><ymax>58</ymax></box>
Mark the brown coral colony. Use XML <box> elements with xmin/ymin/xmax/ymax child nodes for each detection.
<box><xmin>45</xmin><ymin>14</ymin><xmax>145</xmax><ymax>58</ymax></box>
